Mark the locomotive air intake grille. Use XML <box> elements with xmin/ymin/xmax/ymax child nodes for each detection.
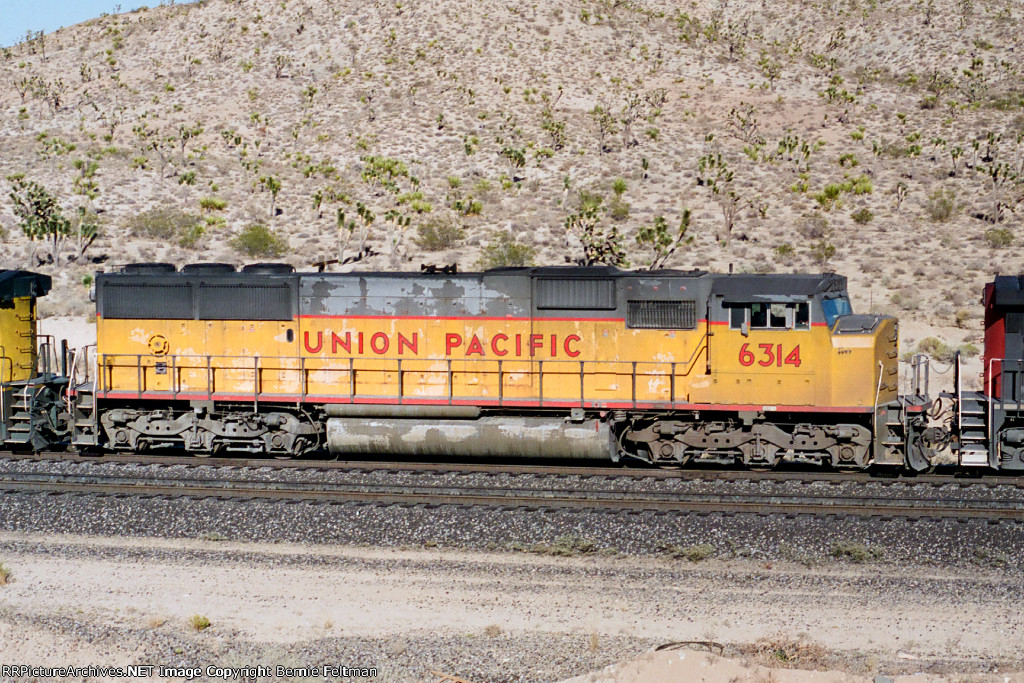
<box><xmin>627</xmin><ymin>300</ymin><xmax>697</xmax><ymax>329</ymax></box>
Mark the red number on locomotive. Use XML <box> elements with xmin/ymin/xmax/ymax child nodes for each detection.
<box><xmin>738</xmin><ymin>343</ymin><xmax>801</xmax><ymax>368</ymax></box>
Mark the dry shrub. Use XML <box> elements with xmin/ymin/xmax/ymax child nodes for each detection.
<box><xmin>230</xmin><ymin>223</ymin><xmax>288</xmax><ymax>257</ymax></box>
<box><xmin>830</xmin><ymin>540</ymin><xmax>883</xmax><ymax>563</ymax></box>
<box><xmin>414</xmin><ymin>216</ymin><xmax>465</xmax><ymax>251</ymax></box>
<box><xmin>188</xmin><ymin>614</ymin><xmax>211</xmax><ymax>632</ymax></box>
<box><xmin>746</xmin><ymin>635</ymin><xmax>831</xmax><ymax>669</ymax></box>
<box><xmin>924</xmin><ymin>188</ymin><xmax>957</xmax><ymax>222</ymax></box>
<box><xmin>798</xmin><ymin>214</ymin><xmax>829</xmax><ymax>239</ymax></box>
<box><xmin>125</xmin><ymin>207</ymin><xmax>201</xmax><ymax>240</ymax></box>
<box><xmin>660</xmin><ymin>543</ymin><xmax>717</xmax><ymax>562</ymax></box>
<box><xmin>478</xmin><ymin>231</ymin><xmax>536</xmax><ymax>268</ymax></box>
<box><xmin>529</xmin><ymin>534</ymin><xmax>597</xmax><ymax>556</ymax></box>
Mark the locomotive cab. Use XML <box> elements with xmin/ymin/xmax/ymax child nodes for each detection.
<box><xmin>983</xmin><ymin>275</ymin><xmax>1024</xmax><ymax>402</ymax></box>
<box><xmin>0</xmin><ymin>270</ymin><xmax>50</xmax><ymax>384</ymax></box>
<box><xmin>974</xmin><ymin>275</ymin><xmax>1024</xmax><ymax>469</ymax></box>
<box><xmin>697</xmin><ymin>274</ymin><xmax>901</xmax><ymax>468</ymax></box>
<box><xmin>0</xmin><ymin>270</ymin><xmax>69</xmax><ymax>449</ymax></box>
<box><xmin>708</xmin><ymin>277</ymin><xmax>896</xmax><ymax>408</ymax></box>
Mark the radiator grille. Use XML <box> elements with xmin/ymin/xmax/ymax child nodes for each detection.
<box><xmin>536</xmin><ymin>278</ymin><xmax>616</xmax><ymax>310</ymax></box>
<box><xmin>103</xmin><ymin>283</ymin><xmax>193</xmax><ymax>319</ymax></box>
<box><xmin>197</xmin><ymin>284</ymin><xmax>292</xmax><ymax>321</ymax></box>
<box><xmin>102</xmin><ymin>282</ymin><xmax>294</xmax><ymax>320</ymax></box>
<box><xmin>627</xmin><ymin>300</ymin><xmax>697</xmax><ymax>329</ymax></box>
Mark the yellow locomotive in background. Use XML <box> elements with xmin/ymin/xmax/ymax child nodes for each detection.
<box><xmin>0</xmin><ymin>270</ymin><xmax>68</xmax><ymax>449</ymax></box>
<box><xmin>79</xmin><ymin>264</ymin><xmax>909</xmax><ymax>469</ymax></box>
<box><xmin>0</xmin><ymin>271</ymin><xmax>47</xmax><ymax>384</ymax></box>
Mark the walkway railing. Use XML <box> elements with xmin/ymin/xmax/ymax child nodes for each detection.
<box><xmin>95</xmin><ymin>350</ymin><xmax>717</xmax><ymax>409</ymax></box>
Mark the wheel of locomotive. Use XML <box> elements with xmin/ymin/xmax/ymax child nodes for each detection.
<box><xmin>656</xmin><ymin>449</ymin><xmax>692</xmax><ymax>469</ymax></box>
<box><xmin>739</xmin><ymin>441</ymin><xmax>781</xmax><ymax>471</ymax></box>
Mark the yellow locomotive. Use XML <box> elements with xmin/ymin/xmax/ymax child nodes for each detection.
<box><xmin>0</xmin><ymin>270</ymin><xmax>69</xmax><ymax>449</ymax></box>
<box><xmin>80</xmin><ymin>264</ymin><xmax>910</xmax><ymax>468</ymax></box>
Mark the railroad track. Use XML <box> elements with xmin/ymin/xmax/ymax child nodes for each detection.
<box><xmin>4</xmin><ymin>449</ymin><xmax>1024</xmax><ymax>488</ymax></box>
<box><xmin>1</xmin><ymin>468</ymin><xmax>1022</xmax><ymax>521</ymax></box>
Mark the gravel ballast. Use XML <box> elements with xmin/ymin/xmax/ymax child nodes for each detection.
<box><xmin>2</xmin><ymin>458</ymin><xmax>1023</xmax><ymax>681</ymax></box>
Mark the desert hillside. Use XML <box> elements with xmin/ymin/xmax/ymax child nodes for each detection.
<box><xmin>1</xmin><ymin>0</ymin><xmax>1022</xmax><ymax>382</ymax></box>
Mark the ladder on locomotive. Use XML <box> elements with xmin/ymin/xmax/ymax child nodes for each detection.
<box><xmin>66</xmin><ymin>344</ymin><xmax>100</xmax><ymax>447</ymax></box>
<box><xmin>3</xmin><ymin>336</ymin><xmax>64</xmax><ymax>449</ymax></box>
<box><xmin>957</xmin><ymin>352</ymin><xmax>989</xmax><ymax>466</ymax></box>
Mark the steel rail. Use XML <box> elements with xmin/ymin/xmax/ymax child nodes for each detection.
<box><xmin>3</xmin><ymin>450</ymin><xmax>1024</xmax><ymax>488</ymax></box>
<box><xmin>1</xmin><ymin>471</ymin><xmax>1022</xmax><ymax>520</ymax></box>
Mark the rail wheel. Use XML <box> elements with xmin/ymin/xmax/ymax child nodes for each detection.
<box><xmin>740</xmin><ymin>440</ymin><xmax>781</xmax><ymax>471</ymax></box>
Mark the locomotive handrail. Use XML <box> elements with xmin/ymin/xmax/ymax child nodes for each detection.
<box><xmin>0</xmin><ymin>347</ymin><xmax>11</xmax><ymax>384</ymax></box>
<box><xmin>955</xmin><ymin>351</ymin><xmax>961</xmax><ymax>404</ymax></box>
<box><xmin>679</xmin><ymin>330</ymin><xmax>711</xmax><ymax>378</ymax></box>
<box><xmin>986</xmin><ymin>354</ymin><xmax>1024</xmax><ymax>409</ymax></box>
<box><xmin>988</xmin><ymin>356</ymin><xmax>1001</xmax><ymax>460</ymax></box>
<box><xmin>872</xmin><ymin>360</ymin><xmax>884</xmax><ymax>420</ymax></box>
<box><xmin>910</xmin><ymin>354</ymin><xmax>929</xmax><ymax>398</ymax></box>
<box><xmin>95</xmin><ymin>350</ymin><xmax>810</xmax><ymax>410</ymax></box>
<box><xmin>955</xmin><ymin>351</ymin><xmax>962</xmax><ymax>443</ymax></box>
<box><xmin>36</xmin><ymin>334</ymin><xmax>55</xmax><ymax>378</ymax></box>
<box><xmin>0</xmin><ymin>351</ymin><xmax>8</xmax><ymax>424</ymax></box>
<box><xmin>68</xmin><ymin>344</ymin><xmax>97</xmax><ymax>389</ymax></box>
<box><xmin>987</xmin><ymin>357</ymin><xmax>1002</xmax><ymax>401</ymax></box>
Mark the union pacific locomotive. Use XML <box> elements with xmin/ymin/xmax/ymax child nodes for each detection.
<box><xmin>0</xmin><ymin>263</ymin><xmax>1020</xmax><ymax>472</ymax></box>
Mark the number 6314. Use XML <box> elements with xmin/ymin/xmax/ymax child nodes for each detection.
<box><xmin>738</xmin><ymin>343</ymin><xmax>802</xmax><ymax>368</ymax></box>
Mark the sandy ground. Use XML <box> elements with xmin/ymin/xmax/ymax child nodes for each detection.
<box><xmin>37</xmin><ymin>315</ymin><xmax>96</xmax><ymax>353</ymax></box>
<box><xmin>0</xmin><ymin>532</ymin><xmax>1021</xmax><ymax>682</ymax></box>
<box><xmin>567</xmin><ymin>649</ymin><xmax>1024</xmax><ymax>683</ymax></box>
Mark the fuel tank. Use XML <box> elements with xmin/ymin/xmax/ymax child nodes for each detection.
<box><xmin>326</xmin><ymin>417</ymin><xmax>614</xmax><ymax>459</ymax></box>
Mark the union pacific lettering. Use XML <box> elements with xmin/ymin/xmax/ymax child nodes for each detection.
<box><xmin>303</xmin><ymin>330</ymin><xmax>582</xmax><ymax>358</ymax></box>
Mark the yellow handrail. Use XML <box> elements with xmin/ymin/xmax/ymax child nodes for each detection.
<box><xmin>96</xmin><ymin>351</ymin><xmax>715</xmax><ymax>407</ymax></box>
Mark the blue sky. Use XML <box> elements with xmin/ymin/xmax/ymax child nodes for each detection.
<box><xmin>0</xmin><ymin>1</ymin><xmax>151</xmax><ymax>48</ymax></box>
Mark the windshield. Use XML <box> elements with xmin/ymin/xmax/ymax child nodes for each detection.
<box><xmin>821</xmin><ymin>297</ymin><xmax>852</xmax><ymax>327</ymax></box>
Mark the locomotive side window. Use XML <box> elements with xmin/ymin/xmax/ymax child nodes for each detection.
<box><xmin>730</xmin><ymin>305</ymin><xmax>745</xmax><ymax>329</ymax></box>
<box><xmin>1007</xmin><ymin>312</ymin><xmax>1022</xmax><ymax>334</ymax></box>
<box><xmin>794</xmin><ymin>303</ymin><xmax>810</xmax><ymax>330</ymax></box>
<box><xmin>751</xmin><ymin>303</ymin><xmax>787</xmax><ymax>329</ymax></box>
<box><xmin>729</xmin><ymin>302</ymin><xmax>809</xmax><ymax>331</ymax></box>
<box><xmin>750</xmin><ymin>303</ymin><xmax>768</xmax><ymax>328</ymax></box>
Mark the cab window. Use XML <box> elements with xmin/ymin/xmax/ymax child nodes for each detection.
<box><xmin>794</xmin><ymin>303</ymin><xmax>810</xmax><ymax>330</ymax></box>
<box><xmin>750</xmin><ymin>303</ymin><xmax>768</xmax><ymax>328</ymax></box>
<box><xmin>821</xmin><ymin>297</ymin><xmax>852</xmax><ymax>327</ymax></box>
<box><xmin>730</xmin><ymin>305</ymin><xmax>745</xmax><ymax>329</ymax></box>
<box><xmin>729</xmin><ymin>302</ymin><xmax>810</xmax><ymax>331</ymax></box>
